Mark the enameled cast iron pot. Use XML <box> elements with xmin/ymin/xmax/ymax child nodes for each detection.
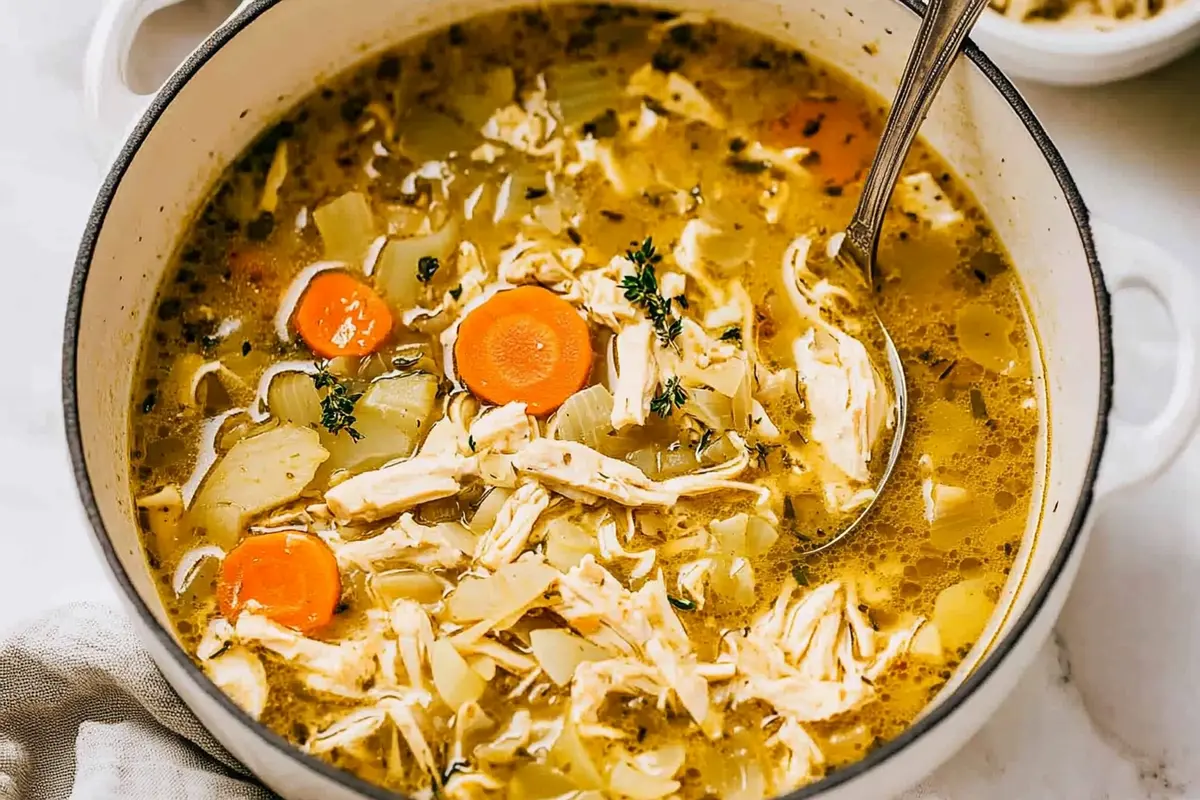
<box><xmin>65</xmin><ymin>0</ymin><xmax>1200</xmax><ymax>797</ymax></box>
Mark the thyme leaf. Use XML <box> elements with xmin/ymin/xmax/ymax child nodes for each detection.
<box><xmin>417</xmin><ymin>255</ymin><xmax>440</xmax><ymax>283</ymax></box>
<box><xmin>650</xmin><ymin>376</ymin><xmax>688</xmax><ymax>418</ymax></box>
<box><xmin>668</xmin><ymin>595</ymin><xmax>696</xmax><ymax>611</ymax></box>
<box><xmin>619</xmin><ymin>237</ymin><xmax>684</xmax><ymax>346</ymax></box>
<box><xmin>312</xmin><ymin>362</ymin><xmax>364</xmax><ymax>440</ymax></box>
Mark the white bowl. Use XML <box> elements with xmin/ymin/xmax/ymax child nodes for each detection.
<box><xmin>972</xmin><ymin>3</ymin><xmax>1200</xmax><ymax>86</ymax></box>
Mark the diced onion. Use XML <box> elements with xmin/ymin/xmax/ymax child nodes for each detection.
<box><xmin>529</xmin><ymin>628</ymin><xmax>607</xmax><ymax>686</ymax></box>
<box><xmin>956</xmin><ymin>302</ymin><xmax>1019</xmax><ymax>374</ymax></box>
<box><xmin>469</xmin><ymin>487</ymin><xmax>513</xmax><ymax>535</ymax></box>
<box><xmin>745</xmin><ymin>516</ymin><xmax>779</xmax><ymax>556</ymax></box>
<box><xmin>319</xmin><ymin>373</ymin><xmax>439</xmax><ymax>478</ymax></box>
<box><xmin>446</xmin><ymin>560</ymin><xmax>558</xmax><ymax>624</ymax></box>
<box><xmin>547</xmin><ymin>63</ymin><xmax>628</xmax><ymax>127</ymax></box>
<box><xmin>431</xmin><ymin>638</ymin><xmax>485</xmax><ymax>709</ymax></box>
<box><xmin>171</xmin><ymin>544</ymin><xmax>224</xmax><ymax>597</ymax></box>
<box><xmin>452</xmin><ymin>67</ymin><xmax>517</xmax><ymax>126</ymax></box>
<box><xmin>544</xmin><ymin>518</ymin><xmax>598</xmax><ymax>572</ymax></box>
<box><xmin>399</xmin><ymin>108</ymin><xmax>477</xmax><ymax>162</ymax></box>
<box><xmin>374</xmin><ymin>220</ymin><xmax>461</xmax><ymax>311</ymax></box>
<box><xmin>189</xmin><ymin>425</ymin><xmax>328</xmax><ymax>548</ymax></box>
<box><xmin>933</xmin><ymin>578</ymin><xmax>995</xmax><ymax>652</ymax></box>
<box><xmin>259</xmin><ymin>140</ymin><xmax>288</xmax><ymax>214</ymax></box>
<box><xmin>911</xmin><ymin>621</ymin><xmax>944</xmax><ymax>662</ymax></box>
<box><xmin>313</xmin><ymin>192</ymin><xmax>377</xmax><ymax>263</ymax></box>
<box><xmin>609</xmin><ymin>759</ymin><xmax>680</xmax><ymax>800</ymax></box>
<box><xmin>263</xmin><ymin>368</ymin><xmax>321</xmax><ymax>428</ymax></box>
<box><xmin>508</xmin><ymin>763</ymin><xmax>579</xmax><ymax>800</ymax></box>
<box><xmin>687</xmin><ymin>388</ymin><xmax>735</xmax><ymax>431</ymax></box>
<box><xmin>549</xmin><ymin>719</ymin><xmax>605</xmax><ymax>790</ymax></box>
<box><xmin>371</xmin><ymin>570</ymin><xmax>448</xmax><ymax>605</ymax></box>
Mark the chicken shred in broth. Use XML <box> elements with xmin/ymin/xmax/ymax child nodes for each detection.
<box><xmin>129</xmin><ymin>7</ymin><xmax>1044</xmax><ymax>799</ymax></box>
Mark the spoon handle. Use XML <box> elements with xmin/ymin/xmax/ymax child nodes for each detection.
<box><xmin>843</xmin><ymin>0</ymin><xmax>990</xmax><ymax>276</ymax></box>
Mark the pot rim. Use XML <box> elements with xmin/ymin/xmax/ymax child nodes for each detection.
<box><xmin>61</xmin><ymin>0</ymin><xmax>1112</xmax><ymax>797</ymax></box>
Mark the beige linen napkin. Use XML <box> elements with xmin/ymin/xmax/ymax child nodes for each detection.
<box><xmin>0</xmin><ymin>603</ymin><xmax>274</xmax><ymax>800</ymax></box>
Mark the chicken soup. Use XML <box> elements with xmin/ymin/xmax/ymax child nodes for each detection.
<box><xmin>129</xmin><ymin>6</ymin><xmax>1044</xmax><ymax>799</ymax></box>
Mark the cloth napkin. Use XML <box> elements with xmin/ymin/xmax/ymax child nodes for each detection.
<box><xmin>0</xmin><ymin>603</ymin><xmax>274</xmax><ymax>800</ymax></box>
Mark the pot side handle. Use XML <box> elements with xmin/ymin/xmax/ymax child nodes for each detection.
<box><xmin>82</xmin><ymin>0</ymin><xmax>251</xmax><ymax>165</ymax></box>
<box><xmin>1092</xmin><ymin>219</ymin><xmax>1200</xmax><ymax>501</ymax></box>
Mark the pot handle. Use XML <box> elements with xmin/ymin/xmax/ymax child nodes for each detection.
<box><xmin>82</xmin><ymin>0</ymin><xmax>250</xmax><ymax>165</ymax></box>
<box><xmin>1093</xmin><ymin>219</ymin><xmax>1200</xmax><ymax>501</ymax></box>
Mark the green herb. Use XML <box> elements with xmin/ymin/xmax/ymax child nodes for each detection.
<box><xmin>674</xmin><ymin>294</ymin><xmax>689</xmax><ymax>309</ymax></box>
<box><xmin>792</xmin><ymin>564</ymin><xmax>810</xmax><ymax>586</ymax></box>
<box><xmin>969</xmin><ymin>388</ymin><xmax>989</xmax><ymax>420</ymax></box>
<box><xmin>668</xmin><ymin>595</ymin><xmax>696</xmax><ymax>611</ymax></box>
<box><xmin>748</xmin><ymin>441</ymin><xmax>776</xmax><ymax>467</ymax></box>
<box><xmin>524</xmin><ymin>186</ymin><xmax>549</xmax><ymax>200</ymax></box>
<box><xmin>695</xmin><ymin>427</ymin><xmax>714</xmax><ymax>457</ymax></box>
<box><xmin>650</xmin><ymin>376</ymin><xmax>688</xmax><ymax>418</ymax></box>
<box><xmin>468</xmin><ymin>435</ymin><xmax>477</xmax><ymax>452</ymax></box>
<box><xmin>312</xmin><ymin>363</ymin><xmax>364</xmax><ymax>440</ymax></box>
<box><xmin>417</xmin><ymin>255</ymin><xmax>440</xmax><ymax>283</ymax></box>
<box><xmin>619</xmin><ymin>237</ymin><xmax>685</xmax><ymax>346</ymax></box>
<box><xmin>720</xmin><ymin>326</ymin><xmax>743</xmax><ymax>344</ymax></box>
<box><xmin>448</xmin><ymin>285</ymin><xmax>463</xmax><ymax>300</ymax></box>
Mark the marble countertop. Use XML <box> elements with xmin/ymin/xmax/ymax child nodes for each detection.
<box><xmin>2</xmin><ymin>0</ymin><xmax>1198</xmax><ymax>797</ymax></box>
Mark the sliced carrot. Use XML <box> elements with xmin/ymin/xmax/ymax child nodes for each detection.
<box><xmin>293</xmin><ymin>271</ymin><xmax>393</xmax><ymax>358</ymax></box>
<box><xmin>455</xmin><ymin>286</ymin><xmax>593</xmax><ymax>416</ymax></box>
<box><xmin>767</xmin><ymin>97</ymin><xmax>878</xmax><ymax>187</ymax></box>
<box><xmin>217</xmin><ymin>532</ymin><xmax>342</xmax><ymax>634</ymax></box>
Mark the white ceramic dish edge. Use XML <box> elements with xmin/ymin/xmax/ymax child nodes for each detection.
<box><xmin>972</xmin><ymin>2</ymin><xmax>1200</xmax><ymax>86</ymax></box>
<box><xmin>67</xmin><ymin>0</ymin><xmax>1200</xmax><ymax>798</ymax></box>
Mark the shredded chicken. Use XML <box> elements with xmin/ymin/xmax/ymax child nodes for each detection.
<box><xmin>896</xmin><ymin>172</ymin><xmax>963</xmax><ymax>229</ymax></box>
<box><xmin>203</xmin><ymin>645</ymin><xmax>269</xmax><ymax>719</ymax></box>
<box><xmin>513</xmin><ymin>437</ymin><xmax>763</xmax><ymax>508</ymax></box>
<box><xmin>481</xmin><ymin>76</ymin><xmax>563</xmax><ymax>164</ymax></box>
<box><xmin>475</xmin><ymin>482</ymin><xmax>552</xmax><ymax>570</ymax></box>
<box><xmin>626</xmin><ymin>64</ymin><xmax>726</xmax><ymax>129</ymax></box>
<box><xmin>236</xmin><ymin>613</ymin><xmax>379</xmax><ymax>699</ymax></box>
<box><xmin>794</xmin><ymin>327</ymin><xmax>889</xmax><ymax>484</ymax></box>
<box><xmin>325</xmin><ymin>452</ymin><xmax>475</xmax><ymax>522</ymax></box>
<box><xmin>390</xmin><ymin>600</ymin><xmax>436</xmax><ymax>689</ymax></box>
<box><xmin>721</xmin><ymin>579</ymin><xmax>920</xmax><ymax>724</ymax></box>
<box><xmin>468</xmin><ymin>402</ymin><xmax>535</xmax><ymax>454</ymax></box>
<box><xmin>333</xmin><ymin>513</ymin><xmax>473</xmax><ymax>571</ymax></box>
<box><xmin>554</xmin><ymin>558</ymin><xmax>732</xmax><ymax>730</ymax></box>
<box><xmin>497</xmin><ymin>237</ymin><xmax>578</xmax><ymax>290</ymax></box>
<box><xmin>307</xmin><ymin>688</ymin><xmax>438</xmax><ymax>778</ymax></box>
<box><xmin>611</xmin><ymin>321</ymin><xmax>659</xmax><ymax>429</ymax></box>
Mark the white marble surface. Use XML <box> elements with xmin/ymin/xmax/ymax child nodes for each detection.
<box><xmin>1</xmin><ymin>0</ymin><xmax>1198</xmax><ymax>797</ymax></box>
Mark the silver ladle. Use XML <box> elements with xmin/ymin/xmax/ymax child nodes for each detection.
<box><xmin>802</xmin><ymin>0</ymin><xmax>990</xmax><ymax>553</ymax></box>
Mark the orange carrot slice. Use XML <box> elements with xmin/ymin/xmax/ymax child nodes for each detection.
<box><xmin>293</xmin><ymin>271</ymin><xmax>393</xmax><ymax>358</ymax></box>
<box><xmin>217</xmin><ymin>532</ymin><xmax>342</xmax><ymax>634</ymax></box>
<box><xmin>767</xmin><ymin>97</ymin><xmax>878</xmax><ymax>187</ymax></box>
<box><xmin>455</xmin><ymin>286</ymin><xmax>593</xmax><ymax>416</ymax></box>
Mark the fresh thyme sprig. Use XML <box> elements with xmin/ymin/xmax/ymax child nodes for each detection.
<box><xmin>650</xmin><ymin>376</ymin><xmax>688</xmax><ymax>418</ymax></box>
<box><xmin>619</xmin><ymin>237</ymin><xmax>684</xmax><ymax>346</ymax></box>
<box><xmin>312</xmin><ymin>362</ymin><xmax>364</xmax><ymax>441</ymax></box>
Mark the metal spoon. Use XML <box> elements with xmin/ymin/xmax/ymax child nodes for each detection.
<box><xmin>802</xmin><ymin>0</ymin><xmax>990</xmax><ymax>554</ymax></box>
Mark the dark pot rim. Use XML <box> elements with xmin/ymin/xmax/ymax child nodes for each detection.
<box><xmin>62</xmin><ymin>1</ymin><xmax>1111</xmax><ymax>798</ymax></box>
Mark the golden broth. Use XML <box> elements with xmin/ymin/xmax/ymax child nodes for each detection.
<box><xmin>129</xmin><ymin>6</ymin><xmax>1042</xmax><ymax>798</ymax></box>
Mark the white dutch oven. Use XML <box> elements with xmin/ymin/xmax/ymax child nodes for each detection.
<box><xmin>65</xmin><ymin>0</ymin><xmax>1200</xmax><ymax>798</ymax></box>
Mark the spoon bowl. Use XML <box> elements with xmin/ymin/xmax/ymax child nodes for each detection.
<box><xmin>798</xmin><ymin>0</ymin><xmax>990</xmax><ymax>554</ymax></box>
